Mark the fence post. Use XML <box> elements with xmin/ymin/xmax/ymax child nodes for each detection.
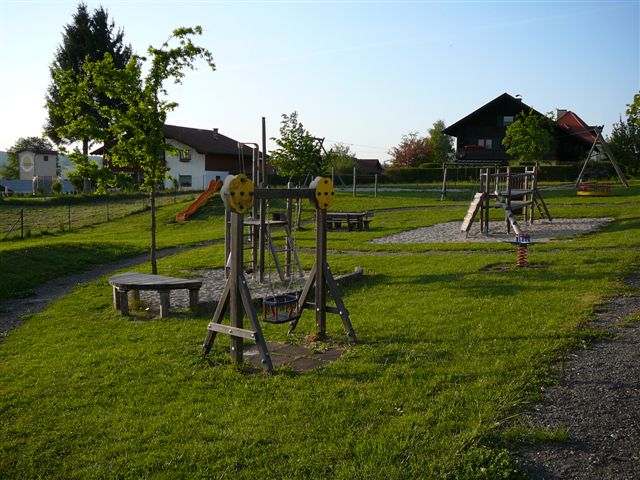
<box><xmin>352</xmin><ymin>167</ymin><xmax>356</xmax><ymax>197</ymax></box>
<box><xmin>68</xmin><ymin>203</ymin><xmax>71</xmax><ymax>231</ymax></box>
<box><xmin>20</xmin><ymin>208</ymin><xmax>24</xmax><ymax>239</ymax></box>
<box><xmin>374</xmin><ymin>174</ymin><xmax>378</xmax><ymax>198</ymax></box>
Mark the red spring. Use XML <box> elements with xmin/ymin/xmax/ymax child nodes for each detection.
<box><xmin>516</xmin><ymin>244</ymin><xmax>528</xmax><ymax>268</ymax></box>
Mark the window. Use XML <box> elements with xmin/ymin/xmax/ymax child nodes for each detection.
<box><xmin>478</xmin><ymin>138</ymin><xmax>493</xmax><ymax>149</ymax></box>
<box><xmin>179</xmin><ymin>149</ymin><xmax>191</xmax><ymax>162</ymax></box>
<box><xmin>43</xmin><ymin>155</ymin><xmax>49</xmax><ymax>161</ymax></box>
<box><xmin>179</xmin><ymin>175</ymin><xmax>192</xmax><ymax>188</ymax></box>
<box><xmin>503</xmin><ymin>115</ymin><xmax>514</xmax><ymax>125</ymax></box>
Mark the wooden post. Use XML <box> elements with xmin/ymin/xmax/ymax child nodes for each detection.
<box><xmin>374</xmin><ymin>174</ymin><xmax>378</xmax><ymax>198</ymax></box>
<box><xmin>352</xmin><ymin>167</ymin><xmax>356</xmax><ymax>197</ymax></box>
<box><xmin>230</xmin><ymin>212</ymin><xmax>244</xmax><ymax>363</ymax></box>
<box><xmin>258</xmin><ymin>197</ymin><xmax>266</xmax><ymax>283</ymax></box>
<box><xmin>20</xmin><ymin>208</ymin><xmax>24</xmax><ymax>239</ymax></box>
<box><xmin>224</xmin><ymin>209</ymin><xmax>231</xmax><ymax>279</ymax></box>
<box><xmin>315</xmin><ymin>208</ymin><xmax>327</xmax><ymax>339</ymax></box>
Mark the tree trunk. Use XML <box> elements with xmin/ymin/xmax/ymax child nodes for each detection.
<box><xmin>150</xmin><ymin>186</ymin><xmax>158</xmax><ymax>274</ymax></box>
<box><xmin>82</xmin><ymin>138</ymin><xmax>91</xmax><ymax>194</ymax></box>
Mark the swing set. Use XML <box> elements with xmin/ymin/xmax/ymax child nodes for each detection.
<box><xmin>202</xmin><ymin>174</ymin><xmax>356</xmax><ymax>374</ymax></box>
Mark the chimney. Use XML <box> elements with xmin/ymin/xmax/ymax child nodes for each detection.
<box><xmin>212</xmin><ymin>128</ymin><xmax>219</xmax><ymax>139</ymax></box>
<box><xmin>556</xmin><ymin>109</ymin><xmax>567</xmax><ymax>120</ymax></box>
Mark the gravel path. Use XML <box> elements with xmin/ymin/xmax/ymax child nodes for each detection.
<box><xmin>512</xmin><ymin>274</ymin><xmax>640</xmax><ymax>479</ymax></box>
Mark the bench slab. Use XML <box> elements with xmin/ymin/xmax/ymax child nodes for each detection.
<box><xmin>109</xmin><ymin>272</ymin><xmax>203</xmax><ymax>318</ymax></box>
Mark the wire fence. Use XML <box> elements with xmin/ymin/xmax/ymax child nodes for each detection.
<box><xmin>1</xmin><ymin>192</ymin><xmax>195</xmax><ymax>241</ymax></box>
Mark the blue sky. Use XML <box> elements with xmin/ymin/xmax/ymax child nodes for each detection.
<box><xmin>0</xmin><ymin>0</ymin><xmax>638</xmax><ymax>161</ymax></box>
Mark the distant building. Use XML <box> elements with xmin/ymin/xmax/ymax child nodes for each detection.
<box><xmin>17</xmin><ymin>148</ymin><xmax>58</xmax><ymax>180</ymax></box>
<box><xmin>356</xmin><ymin>159</ymin><xmax>384</xmax><ymax>175</ymax></box>
<box><xmin>442</xmin><ymin>93</ymin><xmax>596</xmax><ymax>165</ymax></box>
<box><xmin>94</xmin><ymin>125</ymin><xmax>256</xmax><ymax>190</ymax></box>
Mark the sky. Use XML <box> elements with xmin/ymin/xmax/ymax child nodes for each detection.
<box><xmin>0</xmin><ymin>0</ymin><xmax>638</xmax><ymax>162</ymax></box>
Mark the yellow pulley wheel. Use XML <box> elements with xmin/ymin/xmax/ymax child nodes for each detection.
<box><xmin>222</xmin><ymin>174</ymin><xmax>254</xmax><ymax>214</ymax></box>
<box><xmin>310</xmin><ymin>176</ymin><xmax>335</xmax><ymax>210</ymax></box>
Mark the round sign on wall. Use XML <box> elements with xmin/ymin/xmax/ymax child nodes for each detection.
<box><xmin>20</xmin><ymin>154</ymin><xmax>34</xmax><ymax>172</ymax></box>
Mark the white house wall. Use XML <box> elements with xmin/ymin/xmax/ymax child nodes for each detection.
<box><xmin>18</xmin><ymin>151</ymin><xmax>57</xmax><ymax>180</ymax></box>
<box><xmin>164</xmin><ymin>139</ymin><xmax>230</xmax><ymax>190</ymax></box>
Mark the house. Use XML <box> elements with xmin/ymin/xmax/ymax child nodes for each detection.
<box><xmin>95</xmin><ymin>125</ymin><xmax>257</xmax><ymax>190</ymax></box>
<box><xmin>442</xmin><ymin>93</ymin><xmax>595</xmax><ymax>165</ymax></box>
<box><xmin>163</xmin><ymin>125</ymin><xmax>256</xmax><ymax>190</ymax></box>
<box><xmin>356</xmin><ymin>159</ymin><xmax>384</xmax><ymax>175</ymax></box>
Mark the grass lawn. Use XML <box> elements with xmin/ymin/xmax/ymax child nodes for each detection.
<box><xmin>1</xmin><ymin>182</ymin><xmax>639</xmax><ymax>478</ymax></box>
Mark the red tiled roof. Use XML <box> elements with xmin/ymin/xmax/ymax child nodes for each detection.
<box><xmin>556</xmin><ymin>111</ymin><xmax>598</xmax><ymax>145</ymax></box>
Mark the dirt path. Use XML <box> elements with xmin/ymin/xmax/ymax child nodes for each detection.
<box><xmin>512</xmin><ymin>273</ymin><xmax>640</xmax><ymax>479</ymax></box>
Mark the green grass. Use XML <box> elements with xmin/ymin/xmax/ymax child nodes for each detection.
<box><xmin>1</xmin><ymin>183</ymin><xmax>640</xmax><ymax>478</ymax></box>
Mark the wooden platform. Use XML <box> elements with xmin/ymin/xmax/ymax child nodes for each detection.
<box><xmin>109</xmin><ymin>272</ymin><xmax>203</xmax><ymax>318</ymax></box>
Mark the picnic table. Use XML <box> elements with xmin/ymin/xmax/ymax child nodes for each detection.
<box><xmin>109</xmin><ymin>272</ymin><xmax>203</xmax><ymax>318</ymax></box>
<box><xmin>325</xmin><ymin>211</ymin><xmax>374</xmax><ymax>231</ymax></box>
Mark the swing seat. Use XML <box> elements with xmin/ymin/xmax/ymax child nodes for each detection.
<box><xmin>262</xmin><ymin>293</ymin><xmax>301</xmax><ymax>324</ymax></box>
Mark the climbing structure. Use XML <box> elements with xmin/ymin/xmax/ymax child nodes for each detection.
<box><xmin>461</xmin><ymin>166</ymin><xmax>551</xmax><ymax>236</ymax></box>
<box><xmin>202</xmin><ymin>174</ymin><xmax>356</xmax><ymax>374</ymax></box>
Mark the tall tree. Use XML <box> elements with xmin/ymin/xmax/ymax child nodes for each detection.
<box><xmin>1</xmin><ymin>136</ymin><xmax>54</xmax><ymax>179</ymax></box>
<box><xmin>51</xmin><ymin>26</ymin><xmax>215</xmax><ymax>274</ymax></box>
<box><xmin>388</xmin><ymin>132</ymin><xmax>433</xmax><ymax>167</ymax></box>
<box><xmin>426</xmin><ymin>120</ymin><xmax>454</xmax><ymax>164</ymax></box>
<box><xmin>45</xmin><ymin>2</ymin><xmax>131</xmax><ymax>156</ymax></box>
<box><xmin>626</xmin><ymin>91</ymin><xmax>640</xmax><ymax>126</ymax></box>
<box><xmin>269</xmin><ymin>112</ymin><xmax>325</xmax><ymax>183</ymax></box>
<box><xmin>502</xmin><ymin>109</ymin><xmax>554</xmax><ymax>164</ymax></box>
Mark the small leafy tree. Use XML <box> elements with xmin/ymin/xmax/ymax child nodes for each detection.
<box><xmin>627</xmin><ymin>91</ymin><xmax>640</xmax><ymax>126</ymax></box>
<box><xmin>389</xmin><ymin>132</ymin><xmax>433</xmax><ymax>167</ymax></box>
<box><xmin>426</xmin><ymin>120</ymin><xmax>454</xmax><ymax>164</ymax></box>
<box><xmin>270</xmin><ymin>112</ymin><xmax>325</xmax><ymax>183</ymax></box>
<box><xmin>1</xmin><ymin>136</ymin><xmax>54</xmax><ymax>179</ymax></box>
<box><xmin>325</xmin><ymin>143</ymin><xmax>357</xmax><ymax>174</ymax></box>
<box><xmin>502</xmin><ymin>109</ymin><xmax>554</xmax><ymax>165</ymax></box>
<box><xmin>52</xmin><ymin>26</ymin><xmax>215</xmax><ymax>273</ymax></box>
<box><xmin>609</xmin><ymin>92</ymin><xmax>640</xmax><ymax>176</ymax></box>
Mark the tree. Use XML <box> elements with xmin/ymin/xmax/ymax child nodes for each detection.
<box><xmin>609</xmin><ymin>92</ymin><xmax>640</xmax><ymax>176</ymax></box>
<box><xmin>45</xmin><ymin>2</ymin><xmax>131</xmax><ymax>156</ymax></box>
<box><xmin>426</xmin><ymin>120</ymin><xmax>454</xmax><ymax>164</ymax></box>
<box><xmin>502</xmin><ymin>109</ymin><xmax>554</xmax><ymax>164</ymax></box>
<box><xmin>269</xmin><ymin>112</ymin><xmax>325</xmax><ymax>183</ymax></box>
<box><xmin>1</xmin><ymin>136</ymin><xmax>54</xmax><ymax>179</ymax></box>
<box><xmin>626</xmin><ymin>91</ymin><xmax>640</xmax><ymax>126</ymax></box>
<box><xmin>51</xmin><ymin>26</ymin><xmax>215</xmax><ymax>273</ymax></box>
<box><xmin>325</xmin><ymin>143</ymin><xmax>357</xmax><ymax>174</ymax></box>
<box><xmin>388</xmin><ymin>132</ymin><xmax>433</xmax><ymax>167</ymax></box>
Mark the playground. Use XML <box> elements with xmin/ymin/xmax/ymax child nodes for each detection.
<box><xmin>1</xmin><ymin>176</ymin><xmax>640</xmax><ymax>478</ymax></box>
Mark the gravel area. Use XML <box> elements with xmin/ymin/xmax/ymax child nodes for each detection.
<box><xmin>371</xmin><ymin>218</ymin><xmax>614</xmax><ymax>244</ymax></box>
<box><xmin>512</xmin><ymin>274</ymin><xmax>640</xmax><ymax>479</ymax></box>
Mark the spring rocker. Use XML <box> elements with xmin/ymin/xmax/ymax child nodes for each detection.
<box><xmin>201</xmin><ymin>174</ymin><xmax>356</xmax><ymax>374</ymax></box>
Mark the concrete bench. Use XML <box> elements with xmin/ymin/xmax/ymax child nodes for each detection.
<box><xmin>108</xmin><ymin>272</ymin><xmax>203</xmax><ymax>318</ymax></box>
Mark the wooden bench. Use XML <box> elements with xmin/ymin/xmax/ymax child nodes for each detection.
<box><xmin>326</xmin><ymin>211</ymin><xmax>374</xmax><ymax>231</ymax></box>
<box><xmin>108</xmin><ymin>272</ymin><xmax>203</xmax><ymax>318</ymax></box>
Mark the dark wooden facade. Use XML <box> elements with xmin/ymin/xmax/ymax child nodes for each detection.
<box><xmin>443</xmin><ymin>93</ymin><xmax>593</xmax><ymax>164</ymax></box>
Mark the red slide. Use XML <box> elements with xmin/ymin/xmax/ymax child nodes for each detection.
<box><xmin>175</xmin><ymin>179</ymin><xmax>223</xmax><ymax>222</ymax></box>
